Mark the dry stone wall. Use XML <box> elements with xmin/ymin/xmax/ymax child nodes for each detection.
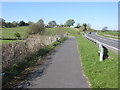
<box><xmin>2</xmin><ymin>35</ymin><xmax>65</xmax><ymax>69</ymax></box>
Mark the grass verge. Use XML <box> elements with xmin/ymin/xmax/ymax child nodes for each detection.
<box><xmin>1</xmin><ymin>40</ymin><xmax>24</xmax><ymax>44</ymax></box>
<box><xmin>45</xmin><ymin>27</ymin><xmax>79</xmax><ymax>35</ymax></box>
<box><xmin>98</xmin><ymin>32</ymin><xmax>120</xmax><ymax>40</ymax></box>
<box><xmin>75</xmin><ymin>34</ymin><xmax>118</xmax><ymax>88</ymax></box>
<box><xmin>2</xmin><ymin>37</ymin><xmax>68</xmax><ymax>88</ymax></box>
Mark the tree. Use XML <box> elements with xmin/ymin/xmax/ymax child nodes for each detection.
<box><xmin>19</xmin><ymin>21</ymin><xmax>26</xmax><ymax>26</ymax></box>
<box><xmin>102</xmin><ymin>27</ymin><xmax>108</xmax><ymax>32</ymax></box>
<box><xmin>25</xmin><ymin>22</ymin><xmax>29</xmax><ymax>26</ymax></box>
<box><xmin>0</xmin><ymin>18</ymin><xmax>5</xmax><ymax>27</ymax></box>
<box><xmin>48</xmin><ymin>20</ymin><xmax>57</xmax><ymax>27</ymax></box>
<box><xmin>14</xmin><ymin>32</ymin><xmax>21</xmax><ymax>40</ymax></box>
<box><xmin>28</xmin><ymin>21</ymin><xmax>34</xmax><ymax>26</ymax></box>
<box><xmin>5</xmin><ymin>22</ymin><xmax>13</xmax><ymax>28</ymax></box>
<box><xmin>86</xmin><ymin>23</ymin><xmax>91</xmax><ymax>31</ymax></box>
<box><xmin>82</xmin><ymin>23</ymin><xmax>87</xmax><ymax>32</ymax></box>
<box><xmin>65</xmin><ymin>19</ymin><xmax>75</xmax><ymax>27</ymax></box>
<box><xmin>12</xmin><ymin>21</ymin><xmax>18</xmax><ymax>27</ymax></box>
<box><xmin>59</xmin><ymin>23</ymin><xmax>64</xmax><ymax>27</ymax></box>
<box><xmin>38</xmin><ymin>19</ymin><xmax>44</xmax><ymax>24</ymax></box>
<box><xmin>74</xmin><ymin>23</ymin><xmax>81</xmax><ymax>28</ymax></box>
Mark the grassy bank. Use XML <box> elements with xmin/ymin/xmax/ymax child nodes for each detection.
<box><xmin>75</xmin><ymin>35</ymin><xmax>118</xmax><ymax>88</ymax></box>
<box><xmin>98</xmin><ymin>32</ymin><xmax>120</xmax><ymax>40</ymax></box>
<box><xmin>100</xmin><ymin>31</ymin><xmax>119</xmax><ymax>36</ymax></box>
<box><xmin>2</xmin><ymin>26</ymin><xmax>28</xmax><ymax>39</ymax></box>
<box><xmin>62</xmin><ymin>27</ymin><xmax>79</xmax><ymax>34</ymax></box>
<box><xmin>2</xmin><ymin>37</ymin><xmax>67</xmax><ymax>88</ymax></box>
<box><xmin>1</xmin><ymin>27</ymin><xmax>69</xmax><ymax>44</ymax></box>
<box><xmin>45</xmin><ymin>27</ymin><xmax>79</xmax><ymax>35</ymax></box>
<box><xmin>1</xmin><ymin>26</ymin><xmax>28</xmax><ymax>44</ymax></box>
<box><xmin>2</xmin><ymin>27</ymin><xmax>78</xmax><ymax>39</ymax></box>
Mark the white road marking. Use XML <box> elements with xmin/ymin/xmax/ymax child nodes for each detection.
<box><xmin>96</xmin><ymin>33</ymin><xmax>119</xmax><ymax>41</ymax></box>
<box><xmin>86</xmin><ymin>34</ymin><xmax>119</xmax><ymax>51</ymax></box>
<box><xmin>101</xmin><ymin>42</ymin><xmax>119</xmax><ymax>51</ymax></box>
<box><xmin>98</xmin><ymin>37</ymin><xmax>117</xmax><ymax>43</ymax></box>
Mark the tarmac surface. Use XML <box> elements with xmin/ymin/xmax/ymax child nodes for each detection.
<box><xmin>19</xmin><ymin>36</ymin><xmax>89</xmax><ymax>88</ymax></box>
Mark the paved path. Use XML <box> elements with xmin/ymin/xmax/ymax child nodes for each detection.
<box><xmin>20</xmin><ymin>36</ymin><xmax>89</xmax><ymax>88</ymax></box>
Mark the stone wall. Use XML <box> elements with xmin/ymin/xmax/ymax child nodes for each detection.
<box><xmin>2</xmin><ymin>35</ymin><xmax>64</xmax><ymax>69</ymax></box>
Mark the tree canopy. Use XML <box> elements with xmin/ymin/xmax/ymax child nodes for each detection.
<box><xmin>48</xmin><ymin>20</ymin><xmax>57</xmax><ymax>27</ymax></box>
<box><xmin>38</xmin><ymin>19</ymin><xmax>44</xmax><ymax>24</ymax></box>
<box><xmin>19</xmin><ymin>21</ymin><xmax>26</xmax><ymax>26</ymax></box>
<box><xmin>65</xmin><ymin>19</ymin><xmax>75</xmax><ymax>27</ymax></box>
<box><xmin>74</xmin><ymin>23</ymin><xmax>81</xmax><ymax>28</ymax></box>
<box><xmin>102</xmin><ymin>27</ymin><xmax>108</xmax><ymax>31</ymax></box>
<box><xmin>0</xmin><ymin>18</ymin><xmax>5</xmax><ymax>27</ymax></box>
<box><xmin>82</xmin><ymin>23</ymin><xmax>87</xmax><ymax>32</ymax></box>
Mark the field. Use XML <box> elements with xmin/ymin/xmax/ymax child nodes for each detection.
<box><xmin>102</xmin><ymin>31</ymin><xmax>119</xmax><ymax>36</ymax></box>
<box><xmin>75</xmin><ymin>34</ymin><xmax>118</xmax><ymax>88</ymax></box>
<box><xmin>1</xmin><ymin>26</ymin><xmax>28</xmax><ymax>44</ymax></box>
<box><xmin>98</xmin><ymin>31</ymin><xmax>120</xmax><ymax>39</ymax></box>
<box><xmin>45</xmin><ymin>27</ymin><xmax>79</xmax><ymax>35</ymax></box>
<box><xmin>1</xmin><ymin>27</ymin><xmax>79</xmax><ymax>44</ymax></box>
<box><xmin>1</xmin><ymin>26</ymin><xmax>28</xmax><ymax>39</ymax></box>
<box><xmin>61</xmin><ymin>27</ymin><xmax>79</xmax><ymax>34</ymax></box>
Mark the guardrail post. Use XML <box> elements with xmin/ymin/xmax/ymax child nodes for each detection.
<box><xmin>84</xmin><ymin>34</ymin><xmax>104</xmax><ymax>61</ymax></box>
<box><xmin>99</xmin><ymin>43</ymin><xmax>103</xmax><ymax>61</ymax></box>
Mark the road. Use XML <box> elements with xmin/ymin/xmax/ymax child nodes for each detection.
<box><xmin>19</xmin><ymin>36</ymin><xmax>89</xmax><ymax>88</ymax></box>
<box><xmin>86</xmin><ymin>32</ymin><xmax>119</xmax><ymax>51</ymax></box>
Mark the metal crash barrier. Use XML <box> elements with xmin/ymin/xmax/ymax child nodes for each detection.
<box><xmin>84</xmin><ymin>34</ymin><xmax>103</xmax><ymax>61</ymax></box>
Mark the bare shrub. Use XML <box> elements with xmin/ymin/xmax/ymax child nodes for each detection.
<box><xmin>28</xmin><ymin>22</ymin><xmax>45</xmax><ymax>35</ymax></box>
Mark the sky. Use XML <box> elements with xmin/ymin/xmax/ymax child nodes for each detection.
<box><xmin>2</xmin><ymin>2</ymin><xmax>118</xmax><ymax>30</ymax></box>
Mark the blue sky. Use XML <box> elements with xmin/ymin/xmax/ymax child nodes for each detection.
<box><xmin>2</xmin><ymin>2</ymin><xmax>118</xmax><ymax>30</ymax></box>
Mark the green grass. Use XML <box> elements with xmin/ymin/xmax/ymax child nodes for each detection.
<box><xmin>1</xmin><ymin>40</ymin><xmax>24</xmax><ymax>44</ymax></box>
<box><xmin>75</xmin><ymin>34</ymin><xmax>118</xmax><ymax>88</ymax></box>
<box><xmin>44</xmin><ymin>27</ymin><xmax>65</xmax><ymax>35</ymax></box>
<box><xmin>98</xmin><ymin>30</ymin><xmax>120</xmax><ymax>39</ymax></box>
<box><xmin>1</xmin><ymin>26</ymin><xmax>28</xmax><ymax>39</ymax></box>
<box><xmin>45</xmin><ymin>27</ymin><xmax>79</xmax><ymax>35</ymax></box>
<box><xmin>102</xmin><ymin>31</ymin><xmax>119</xmax><ymax>36</ymax></box>
<box><xmin>62</xmin><ymin>27</ymin><xmax>79</xmax><ymax>34</ymax></box>
<box><xmin>1</xmin><ymin>27</ymin><xmax>78</xmax><ymax>44</ymax></box>
<box><xmin>98</xmin><ymin>32</ymin><xmax>120</xmax><ymax>40</ymax></box>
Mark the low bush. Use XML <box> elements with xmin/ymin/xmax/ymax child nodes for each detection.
<box><xmin>28</xmin><ymin>22</ymin><xmax>45</xmax><ymax>34</ymax></box>
<box><xmin>14</xmin><ymin>32</ymin><xmax>21</xmax><ymax>40</ymax></box>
